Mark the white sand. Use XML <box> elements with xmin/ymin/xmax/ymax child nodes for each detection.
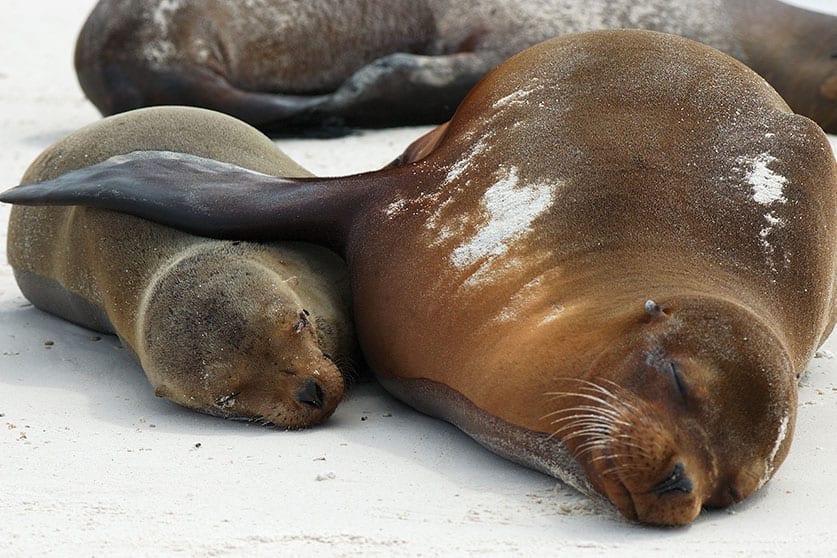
<box><xmin>1</xmin><ymin>1</ymin><xmax>836</xmax><ymax>556</ymax></box>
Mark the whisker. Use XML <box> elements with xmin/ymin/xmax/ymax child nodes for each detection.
<box><xmin>577</xmin><ymin>383</ymin><xmax>620</xmax><ymax>401</ymax></box>
<box><xmin>559</xmin><ymin>428</ymin><xmax>616</xmax><ymax>442</ymax></box>
<box><xmin>544</xmin><ymin>394</ymin><xmax>629</xmax><ymax>420</ymax></box>
<box><xmin>601</xmin><ymin>464</ymin><xmax>646</xmax><ymax>479</ymax></box>
<box><xmin>574</xmin><ymin>441</ymin><xmax>610</xmax><ymax>455</ymax></box>
<box><xmin>593</xmin><ymin>452</ymin><xmax>636</xmax><ymax>464</ymax></box>
<box><xmin>541</xmin><ymin>405</ymin><xmax>611</xmax><ymax>420</ymax></box>
<box><xmin>575</xmin><ymin>436</ymin><xmax>617</xmax><ymax>450</ymax></box>
<box><xmin>553</xmin><ymin>378</ymin><xmax>647</xmax><ymax>417</ymax></box>
<box><xmin>575</xmin><ymin>444</ymin><xmax>612</xmax><ymax>459</ymax></box>
<box><xmin>611</xmin><ymin>440</ymin><xmax>646</xmax><ymax>452</ymax></box>
<box><xmin>545</xmin><ymin>377</ymin><xmax>617</xmax><ymax>393</ymax></box>
<box><xmin>553</xmin><ymin>426</ymin><xmax>616</xmax><ymax>440</ymax></box>
<box><xmin>596</xmin><ymin>378</ymin><xmax>646</xmax><ymax>415</ymax></box>
<box><xmin>545</xmin><ymin>378</ymin><xmax>670</xmax><ymax>485</ymax></box>
<box><xmin>545</xmin><ymin>390</ymin><xmax>620</xmax><ymax>409</ymax></box>
<box><xmin>551</xmin><ymin>419</ymin><xmax>615</xmax><ymax>432</ymax></box>
<box><xmin>547</xmin><ymin>403</ymin><xmax>625</xmax><ymax>417</ymax></box>
<box><xmin>549</xmin><ymin>413</ymin><xmax>621</xmax><ymax>428</ymax></box>
<box><xmin>547</xmin><ymin>409</ymin><xmax>631</xmax><ymax>430</ymax></box>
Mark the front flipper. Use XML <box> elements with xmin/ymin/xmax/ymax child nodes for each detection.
<box><xmin>385</xmin><ymin>122</ymin><xmax>450</xmax><ymax>168</ymax></box>
<box><xmin>0</xmin><ymin>150</ymin><xmax>369</xmax><ymax>251</ymax></box>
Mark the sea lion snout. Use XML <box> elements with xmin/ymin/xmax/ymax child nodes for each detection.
<box><xmin>644</xmin><ymin>300</ymin><xmax>797</xmax><ymax>523</ymax></box>
<box><xmin>548</xmin><ymin>377</ymin><xmax>707</xmax><ymax>525</ymax></box>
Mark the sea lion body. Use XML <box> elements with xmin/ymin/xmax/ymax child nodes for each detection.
<box><xmin>6</xmin><ymin>32</ymin><xmax>836</xmax><ymax>525</ymax></box>
<box><xmin>6</xmin><ymin>106</ymin><xmax>355</xmax><ymax>427</ymax></box>
<box><xmin>75</xmin><ymin>0</ymin><xmax>837</xmax><ymax>132</ymax></box>
<box><xmin>350</xmin><ymin>32</ymin><xmax>837</xmax><ymax>524</ymax></box>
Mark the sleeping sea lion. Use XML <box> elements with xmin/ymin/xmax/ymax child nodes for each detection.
<box><xmin>6</xmin><ymin>31</ymin><xmax>836</xmax><ymax>525</ymax></box>
<box><xmin>75</xmin><ymin>0</ymin><xmax>837</xmax><ymax>133</ymax></box>
<box><xmin>5</xmin><ymin>106</ymin><xmax>355</xmax><ymax>428</ymax></box>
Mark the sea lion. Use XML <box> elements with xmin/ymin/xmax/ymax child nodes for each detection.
<box><xmin>5</xmin><ymin>106</ymin><xmax>355</xmax><ymax>428</ymax></box>
<box><xmin>75</xmin><ymin>0</ymin><xmax>837</xmax><ymax>133</ymax></box>
<box><xmin>6</xmin><ymin>31</ymin><xmax>836</xmax><ymax>525</ymax></box>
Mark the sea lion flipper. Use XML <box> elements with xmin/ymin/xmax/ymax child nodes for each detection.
<box><xmin>323</xmin><ymin>52</ymin><xmax>495</xmax><ymax>127</ymax></box>
<box><xmin>0</xmin><ymin>150</ymin><xmax>360</xmax><ymax>249</ymax></box>
<box><xmin>385</xmin><ymin>122</ymin><xmax>451</xmax><ymax>168</ymax></box>
<box><xmin>132</xmin><ymin>65</ymin><xmax>339</xmax><ymax>136</ymax></box>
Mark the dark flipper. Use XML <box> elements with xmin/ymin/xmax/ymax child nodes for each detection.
<box><xmin>300</xmin><ymin>52</ymin><xmax>495</xmax><ymax>130</ymax></box>
<box><xmin>0</xmin><ymin>151</ymin><xmax>371</xmax><ymax>252</ymax></box>
<box><xmin>84</xmin><ymin>53</ymin><xmax>492</xmax><ymax>135</ymax></box>
<box><xmin>186</xmin><ymin>53</ymin><xmax>492</xmax><ymax>133</ymax></box>
<box><xmin>137</xmin><ymin>66</ymin><xmax>344</xmax><ymax>137</ymax></box>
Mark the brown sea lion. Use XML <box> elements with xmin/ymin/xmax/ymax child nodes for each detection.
<box><xmin>6</xmin><ymin>31</ymin><xmax>837</xmax><ymax>525</ymax></box>
<box><xmin>5</xmin><ymin>106</ymin><xmax>355</xmax><ymax>428</ymax></box>
<box><xmin>75</xmin><ymin>0</ymin><xmax>837</xmax><ymax>133</ymax></box>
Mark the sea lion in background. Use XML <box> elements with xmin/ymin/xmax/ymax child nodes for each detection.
<box><xmin>6</xmin><ymin>31</ymin><xmax>837</xmax><ymax>525</ymax></box>
<box><xmin>5</xmin><ymin>106</ymin><xmax>355</xmax><ymax>428</ymax></box>
<box><xmin>75</xmin><ymin>0</ymin><xmax>837</xmax><ymax>133</ymax></box>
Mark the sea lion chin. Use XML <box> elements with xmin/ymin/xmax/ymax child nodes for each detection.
<box><xmin>4</xmin><ymin>31</ymin><xmax>835</xmax><ymax>525</ymax></box>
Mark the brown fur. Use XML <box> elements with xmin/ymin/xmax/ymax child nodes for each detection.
<box><xmin>74</xmin><ymin>0</ymin><xmax>837</xmax><ymax>132</ymax></box>
<box><xmin>362</xmin><ymin>32</ymin><xmax>837</xmax><ymax>524</ymax></box>
<box><xmin>6</xmin><ymin>106</ymin><xmax>355</xmax><ymax>428</ymax></box>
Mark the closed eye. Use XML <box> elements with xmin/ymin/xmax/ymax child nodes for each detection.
<box><xmin>669</xmin><ymin>361</ymin><xmax>688</xmax><ymax>400</ymax></box>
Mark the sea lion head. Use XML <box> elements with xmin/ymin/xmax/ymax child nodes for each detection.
<box><xmin>138</xmin><ymin>243</ymin><xmax>347</xmax><ymax>428</ymax></box>
<box><xmin>549</xmin><ymin>296</ymin><xmax>795</xmax><ymax>525</ymax></box>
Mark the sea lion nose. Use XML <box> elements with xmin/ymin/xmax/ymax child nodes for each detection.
<box><xmin>652</xmin><ymin>462</ymin><xmax>693</xmax><ymax>497</ymax></box>
<box><xmin>296</xmin><ymin>379</ymin><xmax>325</xmax><ymax>408</ymax></box>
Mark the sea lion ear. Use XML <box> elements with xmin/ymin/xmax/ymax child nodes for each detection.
<box><xmin>0</xmin><ymin>150</ymin><xmax>314</xmax><ymax>241</ymax></box>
